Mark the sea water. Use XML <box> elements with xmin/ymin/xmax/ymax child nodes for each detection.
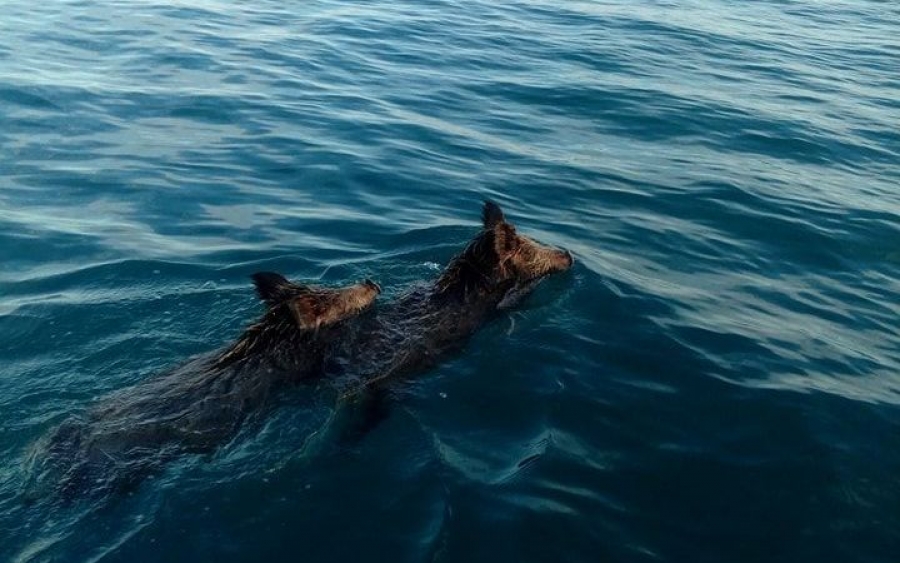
<box><xmin>1</xmin><ymin>1</ymin><xmax>898</xmax><ymax>561</ymax></box>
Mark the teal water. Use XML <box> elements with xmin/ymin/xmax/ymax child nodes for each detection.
<box><xmin>1</xmin><ymin>1</ymin><xmax>899</xmax><ymax>561</ymax></box>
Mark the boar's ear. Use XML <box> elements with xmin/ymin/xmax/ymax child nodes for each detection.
<box><xmin>482</xmin><ymin>200</ymin><xmax>506</xmax><ymax>230</ymax></box>
<box><xmin>251</xmin><ymin>272</ymin><xmax>307</xmax><ymax>306</ymax></box>
<box><xmin>493</xmin><ymin>222</ymin><xmax>519</xmax><ymax>258</ymax></box>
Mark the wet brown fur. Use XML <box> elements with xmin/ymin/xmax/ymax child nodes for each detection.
<box><xmin>30</xmin><ymin>274</ymin><xmax>380</xmax><ymax>500</ymax></box>
<box><xmin>31</xmin><ymin>202</ymin><xmax>569</xmax><ymax>500</ymax></box>
<box><xmin>215</xmin><ymin>275</ymin><xmax>380</xmax><ymax>368</ymax></box>
<box><xmin>435</xmin><ymin>201</ymin><xmax>572</xmax><ymax>300</ymax></box>
<box><xmin>338</xmin><ymin>201</ymin><xmax>573</xmax><ymax>404</ymax></box>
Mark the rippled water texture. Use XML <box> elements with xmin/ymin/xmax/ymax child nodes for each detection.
<box><xmin>1</xmin><ymin>1</ymin><xmax>899</xmax><ymax>561</ymax></box>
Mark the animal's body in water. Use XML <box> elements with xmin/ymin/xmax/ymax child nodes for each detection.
<box><xmin>27</xmin><ymin>277</ymin><xmax>381</xmax><ymax>499</ymax></box>
<box><xmin>331</xmin><ymin>201</ymin><xmax>574</xmax><ymax>422</ymax></box>
<box><xmin>27</xmin><ymin>201</ymin><xmax>572</xmax><ymax>500</ymax></box>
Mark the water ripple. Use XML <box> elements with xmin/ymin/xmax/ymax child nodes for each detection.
<box><xmin>1</xmin><ymin>0</ymin><xmax>899</xmax><ymax>561</ymax></box>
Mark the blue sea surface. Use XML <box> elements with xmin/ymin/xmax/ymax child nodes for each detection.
<box><xmin>1</xmin><ymin>0</ymin><xmax>899</xmax><ymax>561</ymax></box>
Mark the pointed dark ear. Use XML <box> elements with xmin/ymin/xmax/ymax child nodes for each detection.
<box><xmin>482</xmin><ymin>200</ymin><xmax>506</xmax><ymax>229</ymax></box>
<box><xmin>251</xmin><ymin>272</ymin><xmax>305</xmax><ymax>306</ymax></box>
<box><xmin>493</xmin><ymin>222</ymin><xmax>519</xmax><ymax>258</ymax></box>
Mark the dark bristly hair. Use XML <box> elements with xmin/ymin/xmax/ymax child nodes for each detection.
<box><xmin>252</xmin><ymin>272</ymin><xmax>309</xmax><ymax>304</ymax></box>
<box><xmin>434</xmin><ymin>230</ymin><xmax>501</xmax><ymax>298</ymax></box>
<box><xmin>214</xmin><ymin>284</ymin><xmax>312</xmax><ymax>368</ymax></box>
<box><xmin>434</xmin><ymin>201</ymin><xmax>512</xmax><ymax>299</ymax></box>
<box><xmin>482</xmin><ymin>200</ymin><xmax>506</xmax><ymax>229</ymax></box>
<box><xmin>216</xmin><ymin>273</ymin><xmax>380</xmax><ymax>368</ymax></box>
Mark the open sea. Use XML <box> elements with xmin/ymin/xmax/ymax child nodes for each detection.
<box><xmin>1</xmin><ymin>1</ymin><xmax>899</xmax><ymax>561</ymax></box>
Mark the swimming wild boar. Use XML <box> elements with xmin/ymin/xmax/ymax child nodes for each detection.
<box><xmin>27</xmin><ymin>201</ymin><xmax>571</xmax><ymax>500</ymax></box>
<box><xmin>27</xmin><ymin>276</ymin><xmax>380</xmax><ymax>499</ymax></box>
<box><xmin>328</xmin><ymin>201</ymin><xmax>573</xmax><ymax>430</ymax></box>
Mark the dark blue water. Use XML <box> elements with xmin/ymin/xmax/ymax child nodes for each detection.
<box><xmin>2</xmin><ymin>1</ymin><xmax>899</xmax><ymax>561</ymax></box>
